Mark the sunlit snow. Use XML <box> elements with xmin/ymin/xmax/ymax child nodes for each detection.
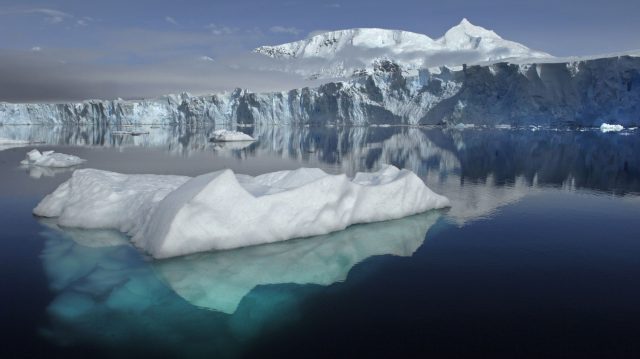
<box><xmin>34</xmin><ymin>165</ymin><xmax>449</xmax><ymax>258</ymax></box>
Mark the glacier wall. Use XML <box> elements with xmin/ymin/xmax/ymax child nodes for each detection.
<box><xmin>1</xmin><ymin>56</ymin><xmax>639</xmax><ymax>127</ymax></box>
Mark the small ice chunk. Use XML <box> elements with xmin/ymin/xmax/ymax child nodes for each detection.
<box><xmin>20</xmin><ymin>149</ymin><xmax>86</xmax><ymax>168</ymax></box>
<box><xmin>600</xmin><ymin>123</ymin><xmax>624</xmax><ymax>133</ymax></box>
<box><xmin>210</xmin><ymin>130</ymin><xmax>255</xmax><ymax>142</ymax></box>
<box><xmin>35</xmin><ymin>166</ymin><xmax>450</xmax><ymax>259</ymax></box>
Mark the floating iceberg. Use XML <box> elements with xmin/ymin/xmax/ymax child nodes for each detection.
<box><xmin>34</xmin><ymin>165</ymin><xmax>449</xmax><ymax>258</ymax></box>
<box><xmin>600</xmin><ymin>123</ymin><xmax>624</xmax><ymax>133</ymax></box>
<box><xmin>210</xmin><ymin>130</ymin><xmax>255</xmax><ymax>142</ymax></box>
<box><xmin>21</xmin><ymin>149</ymin><xmax>86</xmax><ymax>167</ymax></box>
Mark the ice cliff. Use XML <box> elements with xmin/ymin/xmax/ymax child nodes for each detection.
<box><xmin>2</xmin><ymin>55</ymin><xmax>640</xmax><ymax>127</ymax></box>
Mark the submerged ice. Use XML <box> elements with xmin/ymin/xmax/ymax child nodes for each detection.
<box><xmin>34</xmin><ymin>166</ymin><xmax>449</xmax><ymax>258</ymax></box>
<box><xmin>38</xmin><ymin>210</ymin><xmax>439</xmax><ymax>352</ymax></box>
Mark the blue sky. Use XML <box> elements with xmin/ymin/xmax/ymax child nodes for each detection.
<box><xmin>1</xmin><ymin>0</ymin><xmax>639</xmax><ymax>101</ymax></box>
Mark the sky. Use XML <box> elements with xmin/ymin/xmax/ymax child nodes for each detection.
<box><xmin>1</xmin><ymin>0</ymin><xmax>639</xmax><ymax>102</ymax></box>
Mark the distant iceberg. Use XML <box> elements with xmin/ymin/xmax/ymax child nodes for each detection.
<box><xmin>210</xmin><ymin>129</ymin><xmax>255</xmax><ymax>142</ymax></box>
<box><xmin>34</xmin><ymin>166</ymin><xmax>449</xmax><ymax>258</ymax></box>
<box><xmin>600</xmin><ymin>123</ymin><xmax>624</xmax><ymax>133</ymax></box>
<box><xmin>21</xmin><ymin>149</ymin><xmax>85</xmax><ymax>168</ymax></box>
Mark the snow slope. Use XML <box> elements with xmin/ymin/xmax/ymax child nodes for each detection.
<box><xmin>254</xmin><ymin>19</ymin><xmax>552</xmax><ymax>78</ymax></box>
<box><xmin>34</xmin><ymin>166</ymin><xmax>450</xmax><ymax>258</ymax></box>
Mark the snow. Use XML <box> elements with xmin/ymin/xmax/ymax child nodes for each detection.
<box><xmin>20</xmin><ymin>149</ymin><xmax>86</xmax><ymax>168</ymax></box>
<box><xmin>34</xmin><ymin>169</ymin><xmax>189</xmax><ymax>231</ymax></box>
<box><xmin>210</xmin><ymin>129</ymin><xmax>255</xmax><ymax>142</ymax></box>
<box><xmin>600</xmin><ymin>123</ymin><xmax>624</xmax><ymax>133</ymax></box>
<box><xmin>34</xmin><ymin>165</ymin><xmax>450</xmax><ymax>259</ymax></box>
<box><xmin>254</xmin><ymin>19</ymin><xmax>552</xmax><ymax>79</ymax></box>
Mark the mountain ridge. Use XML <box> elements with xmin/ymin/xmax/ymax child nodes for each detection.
<box><xmin>254</xmin><ymin>19</ymin><xmax>553</xmax><ymax>78</ymax></box>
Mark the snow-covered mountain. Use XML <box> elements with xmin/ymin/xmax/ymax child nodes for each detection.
<box><xmin>254</xmin><ymin>19</ymin><xmax>552</xmax><ymax>78</ymax></box>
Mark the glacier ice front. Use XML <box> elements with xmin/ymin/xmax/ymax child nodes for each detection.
<box><xmin>34</xmin><ymin>165</ymin><xmax>450</xmax><ymax>258</ymax></box>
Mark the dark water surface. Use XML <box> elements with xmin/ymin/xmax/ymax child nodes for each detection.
<box><xmin>1</xmin><ymin>125</ymin><xmax>639</xmax><ymax>358</ymax></box>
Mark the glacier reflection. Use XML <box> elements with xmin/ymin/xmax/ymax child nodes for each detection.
<box><xmin>39</xmin><ymin>211</ymin><xmax>441</xmax><ymax>351</ymax></box>
<box><xmin>3</xmin><ymin>124</ymin><xmax>638</xmax><ymax>195</ymax></box>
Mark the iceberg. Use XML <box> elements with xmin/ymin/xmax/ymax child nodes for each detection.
<box><xmin>600</xmin><ymin>123</ymin><xmax>624</xmax><ymax>133</ymax></box>
<box><xmin>34</xmin><ymin>166</ymin><xmax>449</xmax><ymax>258</ymax></box>
<box><xmin>20</xmin><ymin>149</ymin><xmax>86</xmax><ymax>168</ymax></box>
<box><xmin>210</xmin><ymin>129</ymin><xmax>255</xmax><ymax>142</ymax></box>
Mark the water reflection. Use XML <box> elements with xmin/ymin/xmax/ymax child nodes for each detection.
<box><xmin>38</xmin><ymin>211</ymin><xmax>441</xmax><ymax>353</ymax></box>
<box><xmin>20</xmin><ymin>164</ymin><xmax>78</xmax><ymax>178</ymax></box>
<box><xmin>3</xmin><ymin>124</ymin><xmax>638</xmax><ymax>195</ymax></box>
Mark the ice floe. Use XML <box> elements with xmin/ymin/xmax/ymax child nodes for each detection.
<box><xmin>21</xmin><ymin>149</ymin><xmax>86</xmax><ymax>167</ymax></box>
<box><xmin>600</xmin><ymin>123</ymin><xmax>624</xmax><ymax>133</ymax></box>
<box><xmin>34</xmin><ymin>165</ymin><xmax>449</xmax><ymax>258</ymax></box>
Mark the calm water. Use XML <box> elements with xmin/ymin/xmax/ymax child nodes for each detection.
<box><xmin>1</xmin><ymin>125</ymin><xmax>640</xmax><ymax>358</ymax></box>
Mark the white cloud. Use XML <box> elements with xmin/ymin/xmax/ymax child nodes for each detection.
<box><xmin>199</xmin><ymin>55</ymin><xmax>215</xmax><ymax>62</ymax></box>
<box><xmin>31</xmin><ymin>46</ymin><xmax>42</xmax><ymax>52</ymax></box>
<box><xmin>76</xmin><ymin>17</ymin><xmax>94</xmax><ymax>26</ymax></box>
<box><xmin>0</xmin><ymin>8</ymin><xmax>72</xmax><ymax>24</ymax></box>
<box><xmin>205</xmin><ymin>23</ymin><xmax>237</xmax><ymax>36</ymax></box>
<box><xmin>165</xmin><ymin>16</ymin><xmax>178</xmax><ymax>25</ymax></box>
<box><xmin>0</xmin><ymin>7</ymin><xmax>95</xmax><ymax>27</ymax></box>
<box><xmin>269</xmin><ymin>26</ymin><xmax>302</xmax><ymax>35</ymax></box>
<box><xmin>34</xmin><ymin>8</ymin><xmax>71</xmax><ymax>24</ymax></box>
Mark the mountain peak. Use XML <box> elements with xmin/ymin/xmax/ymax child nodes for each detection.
<box><xmin>443</xmin><ymin>18</ymin><xmax>501</xmax><ymax>43</ymax></box>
